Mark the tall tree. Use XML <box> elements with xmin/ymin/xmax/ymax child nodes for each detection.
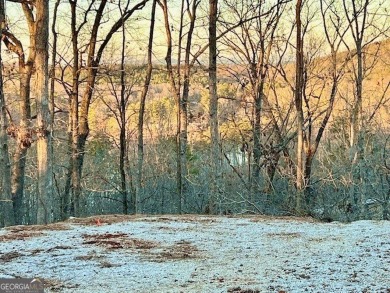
<box><xmin>118</xmin><ymin>1</ymin><xmax>131</xmax><ymax>214</ymax></box>
<box><xmin>221</xmin><ymin>0</ymin><xmax>286</xmax><ymax>200</ymax></box>
<box><xmin>295</xmin><ymin>0</ymin><xmax>305</xmax><ymax>212</ymax></box>
<box><xmin>2</xmin><ymin>2</ymin><xmax>37</xmax><ymax>224</ymax></box>
<box><xmin>344</xmin><ymin>0</ymin><xmax>368</xmax><ymax>160</ymax></box>
<box><xmin>0</xmin><ymin>0</ymin><xmax>14</xmax><ymax>227</ymax></box>
<box><xmin>209</xmin><ymin>0</ymin><xmax>219</xmax><ymax>213</ymax></box>
<box><xmin>179</xmin><ymin>0</ymin><xmax>200</xmax><ymax>212</ymax></box>
<box><xmin>137</xmin><ymin>0</ymin><xmax>156</xmax><ymax>213</ymax></box>
<box><xmin>157</xmin><ymin>0</ymin><xmax>200</xmax><ymax>213</ymax></box>
<box><xmin>300</xmin><ymin>0</ymin><xmax>351</xmax><ymax>206</ymax></box>
<box><xmin>35</xmin><ymin>0</ymin><xmax>52</xmax><ymax>224</ymax></box>
<box><xmin>158</xmin><ymin>0</ymin><xmax>182</xmax><ymax>212</ymax></box>
<box><xmin>50</xmin><ymin>0</ymin><xmax>61</xmax><ymax>220</ymax></box>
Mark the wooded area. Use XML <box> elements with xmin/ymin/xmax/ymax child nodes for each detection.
<box><xmin>0</xmin><ymin>0</ymin><xmax>390</xmax><ymax>227</ymax></box>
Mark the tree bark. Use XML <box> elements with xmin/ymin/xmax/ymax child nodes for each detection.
<box><xmin>68</xmin><ymin>0</ymin><xmax>81</xmax><ymax>217</ymax></box>
<box><xmin>50</xmin><ymin>0</ymin><xmax>60</xmax><ymax>220</ymax></box>
<box><xmin>3</xmin><ymin>4</ymin><xmax>36</xmax><ymax>224</ymax></box>
<box><xmin>208</xmin><ymin>0</ymin><xmax>220</xmax><ymax>214</ymax></box>
<box><xmin>251</xmin><ymin>76</ymin><xmax>262</xmax><ymax>198</ymax></box>
<box><xmin>0</xmin><ymin>0</ymin><xmax>14</xmax><ymax>226</ymax></box>
<box><xmin>295</xmin><ymin>0</ymin><xmax>305</xmax><ymax>212</ymax></box>
<box><xmin>35</xmin><ymin>0</ymin><xmax>52</xmax><ymax>224</ymax></box>
<box><xmin>119</xmin><ymin>4</ymin><xmax>129</xmax><ymax>215</ymax></box>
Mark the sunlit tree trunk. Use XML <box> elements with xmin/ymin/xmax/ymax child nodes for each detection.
<box><xmin>295</xmin><ymin>0</ymin><xmax>305</xmax><ymax>212</ymax></box>
<box><xmin>35</xmin><ymin>0</ymin><xmax>52</xmax><ymax>224</ymax></box>
<box><xmin>347</xmin><ymin>0</ymin><xmax>366</xmax><ymax>161</ymax></box>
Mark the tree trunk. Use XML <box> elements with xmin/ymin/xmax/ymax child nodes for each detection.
<box><xmin>11</xmin><ymin>66</ymin><xmax>34</xmax><ymax>225</ymax></box>
<box><xmin>208</xmin><ymin>0</ymin><xmax>220</xmax><ymax>214</ymax></box>
<box><xmin>2</xmin><ymin>3</ymin><xmax>38</xmax><ymax>224</ymax></box>
<box><xmin>251</xmin><ymin>81</ymin><xmax>263</xmax><ymax>200</ymax></box>
<box><xmin>344</xmin><ymin>0</ymin><xmax>370</xmax><ymax>219</ymax></box>
<box><xmin>349</xmin><ymin>45</ymin><xmax>363</xmax><ymax>158</ymax></box>
<box><xmin>119</xmin><ymin>10</ymin><xmax>128</xmax><ymax>215</ymax></box>
<box><xmin>68</xmin><ymin>0</ymin><xmax>81</xmax><ymax>217</ymax></box>
<box><xmin>50</xmin><ymin>0</ymin><xmax>60</xmax><ymax>221</ymax></box>
<box><xmin>35</xmin><ymin>0</ymin><xmax>52</xmax><ymax>224</ymax></box>
<box><xmin>137</xmin><ymin>0</ymin><xmax>156</xmax><ymax>214</ymax></box>
<box><xmin>158</xmin><ymin>0</ymin><xmax>185</xmax><ymax>213</ymax></box>
<box><xmin>0</xmin><ymin>1</ymin><xmax>14</xmax><ymax>226</ymax></box>
<box><xmin>349</xmin><ymin>41</ymin><xmax>365</xmax><ymax>218</ymax></box>
<box><xmin>295</xmin><ymin>0</ymin><xmax>305</xmax><ymax>213</ymax></box>
<box><xmin>179</xmin><ymin>0</ymin><xmax>199</xmax><ymax>212</ymax></box>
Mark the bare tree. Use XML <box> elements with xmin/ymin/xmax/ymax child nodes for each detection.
<box><xmin>157</xmin><ymin>0</ymin><xmax>200</xmax><ymax>213</ymax></box>
<box><xmin>2</xmin><ymin>2</ymin><xmax>37</xmax><ymax>224</ymax></box>
<box><xmin>220</xmin><ymin>0</ymin><xmax>287</xmax><ymax>201</ymax></box>
<box><xmin>299</xmin><ymin>0</ymin><xmax>352</xmax><ymax>207</ymax></box>
<box><xmin>341</xmin><ymin>0</ymin><xmax>389</xmax><ymax>218</ymax></box>
<box><xmin>158</xmin><ymin>0</ymin><xmax>183</xmax><ymax>213</ymax></box>
<box><xmin>63</xmin><ymin>0</ymin><xmax>149</xmax><ymax>217</ymax></box>
<box><xmin>209</xmin><ymin>0</ymin><xmax>219</xmax><ymax>213</ymax></box>
<box><xmin>0</xmin><ymin>0</ymin><xmax>14</xmax><ymax>226</ymax></box>
<box><xmin>137</xmin><ymin>0</ymin><xmax>156</xmax><ymax>213</ymax></box>
<box><xmin>295</xmin><ymin>0</ymin><xmax>305</xmax><ymax>212</ymax></box>
<box><xmin>118</xmin><ymin>1</ymin><xmax>131</xmax><ymax>214</ymax></box>
<box><xmin>180</xmin><ymin>0</ymin><xmax>201</xmax><ymax>212</ymax></box>
<box><xmin>35</xmin><ymin>0</ymin><xmax>52</xmax><ymax>224</ymax></box>
<box><xmin>50</xmin><ymin>0</ymin><xmax>60</xmax><ymax>129</ymax></box>
<box><xmin>344</xmin><ymin>0</ymin><xmax>368</xmax><ymax>159</ymax></box>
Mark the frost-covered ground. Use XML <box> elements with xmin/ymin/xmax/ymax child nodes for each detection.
<box><xmin>0</xmin><ymin>215</ymin><xmax>389</xmax><ymax>293</ymax></box>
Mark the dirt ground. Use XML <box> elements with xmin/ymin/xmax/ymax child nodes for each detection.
<box><xmin>0</xmin><ymin>214</ymin><xmax>389</xmax><ymax>292</ymax></box>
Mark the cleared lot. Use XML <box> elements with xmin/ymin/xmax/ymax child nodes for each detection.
<box><xmin>0</xmin><ymin>215</ymin><xmax>389</xmax><ymax>292</ymax></box>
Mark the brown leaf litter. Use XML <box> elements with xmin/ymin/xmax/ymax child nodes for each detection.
<box><xmin>81</xmin><ymin>232</ymin><xmax>158</xmax><ymax>250</ymax></box>
<box><xmin>0</xmin><ymin>223</ymin><xmax>70</xmax><ymax>242</ymax></box>
<box><xmin>147</xmin><ymin>240</ymin><xmax>203</xmax><ymax>262</ymax></box>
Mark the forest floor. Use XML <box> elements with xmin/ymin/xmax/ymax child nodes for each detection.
<box><xmin>0</xmin><ymin>214</ymin><xmax>389</xmax><ymax>293</ymax></box>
